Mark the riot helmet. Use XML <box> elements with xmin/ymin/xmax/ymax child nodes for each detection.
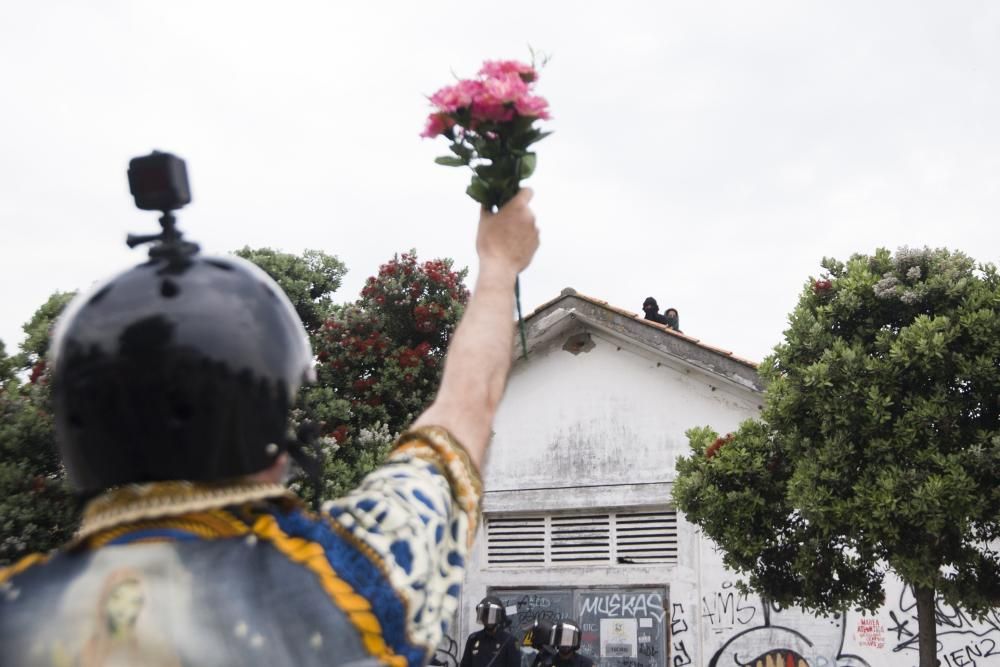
<box><xmin>475</xmin><ymin>596</ymin><xmax>506</xmax><ymax>629</ymax></box>
<box><xmin>550</xmin><ymin>621</ymin><xmax>581</xmax><ymax>652</ymax></box>
<box><xmin>525</xmin><ymin>618</ymin><xmax>555</xmax><ymax>652</ymax></box>
<box><xmin>51</xmin><ymin>152</ymin><xmax>314</xmax><ymax>494</ymax></box>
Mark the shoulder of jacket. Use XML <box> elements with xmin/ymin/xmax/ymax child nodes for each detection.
<box><xmin>0</xmin><ymin>552</ymin><xmax>49</xmax><ymax>585</ymax></box>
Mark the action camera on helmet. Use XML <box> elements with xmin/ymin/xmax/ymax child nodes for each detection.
<box><xmin>127</xmin><ymin>151</ymin><xmax>191</xmax><ymax>212</ymax></box>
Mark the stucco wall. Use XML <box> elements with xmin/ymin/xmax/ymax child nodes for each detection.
<box><xmin>448</xmin><ymin>326</ymin><xmax>1000</xmax><ymax>667</ymax></box>
<box><xmin>481</xmin><ymin>327</ymin><xmax>758</xmax><ymax>495</ymax></box>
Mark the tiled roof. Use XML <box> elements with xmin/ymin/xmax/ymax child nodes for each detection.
<box><xmin>518</xmin><ymin>287</ymin><xmax>763</xmax><ymax>391</ymax></box>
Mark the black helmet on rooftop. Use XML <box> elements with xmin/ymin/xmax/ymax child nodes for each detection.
<box><xmin>51</xmin><ymin>251</ymin><xmax>314</xmax><ymax>494</ymax></box>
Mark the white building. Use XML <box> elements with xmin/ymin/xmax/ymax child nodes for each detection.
<box><xmin>444</xmin><ymin>289</ymin><xmax>1000</xmax><ymax>667</ymax></box>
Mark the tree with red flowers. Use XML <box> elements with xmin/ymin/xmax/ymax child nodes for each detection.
<box><xmin>307</xmin><ymin>251</ymin><xmax>469</xmax><ymax>496</ymax></box>
<box><xmin>674</xmin><ymin>247</ymin><xmax>1000</xmax><ymax>667</ymax></box>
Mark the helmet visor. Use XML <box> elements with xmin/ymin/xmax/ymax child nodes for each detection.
<box><xmin>476</xmin><ymin>601</ymin><xmax>504</xmax><ymax>626</ymax></box>
<box><xmin>551</xmin><ymin>623</ymin><xmax>581</xmax><ymax>650</ymax></box>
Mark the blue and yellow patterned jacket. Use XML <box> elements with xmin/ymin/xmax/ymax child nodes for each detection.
<box><xmin>0</xmin><ymin>426</ymin><xmax>480</xmax><ymax>667</ymax></box>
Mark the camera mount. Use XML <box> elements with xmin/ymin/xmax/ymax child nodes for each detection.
<box><xmin>125</xmin><ymin>151</ymin><xmax>200</xmax><ymax>259</ymax></box>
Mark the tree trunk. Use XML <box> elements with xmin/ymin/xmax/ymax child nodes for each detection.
<box><xmin>914</xmin><ymin>584</ymin><xmax>938</xmax><ymax>667</ymax></box>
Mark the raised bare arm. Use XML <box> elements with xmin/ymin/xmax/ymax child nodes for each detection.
<box><xmin>412</xmin><ymin>188</ymin><xmax>539</xmax><ymax>469</ymax></box>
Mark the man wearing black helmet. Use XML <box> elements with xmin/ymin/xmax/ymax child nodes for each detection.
<box><xmin>550</xmin><ymin>620</ymin><xmax>593</xmax><ymax>667</ymax></box>
<box><xmin>525</xmin><ymin>618</ymin><xmax>557</xmax><ymax>667</ymax></box>
<box><xmin>459</xmin><ymin>596</ymin><xmax>521</xmax><ymax>667</ymax></box>
<box><xmin>641</xmin><ymin>297</ymin><xmax>669</xmax><ymax>326</ymax></box>
<box><xmin>0</xmin><ymin>152</ymin><xmax>539</xmax><ymax>667</ymax></box>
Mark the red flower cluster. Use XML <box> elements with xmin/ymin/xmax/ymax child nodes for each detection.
<box><xmin>813</xmin><ymin>279</ymin><xmax>833</xmax><ymax>294</ymax></box>
<box><xmin>397</xmin><ymin>342</ymin><xmax>433</xmax><ymax>369</ymax></box>
<box><xmin>705</xmin><ymin>433</ymin><xmax>735</xmax><ymax>460</ymax></box>
<box><xmin>340</xmin><ymin>333</ymin><xmax>388</xmax><ymax>356</ymax></box>
<box><xmin>360</xmin><ymin>255</ymin><xmax>467</xmax><ymax>310</ymax></box>
<box><xmin>413</xmin><ymin>303</ymin><xmax>448</xmax><ymax>333</ymax></box>
<box><xmin>352</xmin><ymin>377</ymin><xmax>376</xmax><ymax>392</ymax></box>
<box><xmin>423</xmin><ymin>260</ymin><xmax>457</xmax><ymax>287</ymax></box>
<box><xmin>28</xmin><ymin>360</ymin><xmax>46</xmax><ymax>385</ymax></box>
<box><xmin>331</xmin><ymin>424</ymin><xmax>349</xmax><ymax>444</ymax></box>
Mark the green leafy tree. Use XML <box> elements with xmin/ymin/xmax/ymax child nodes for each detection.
<box><xmin>673</xmin><ymin>247</ymin><xmax>1000</xmax><ymax>667</ymax></box>
<box><xmin>16</xmin><ymin>292</ymin><xmax>76</xmax><ymax>381</ymax></box>
<box><xmin>0</xmin><ymin>341</ymin><xmax>15</xmax><ymax>385</ymax></box>
<box><xmin>0</xmin><ymin>293</ymin><xmax>78</xmax><ymax>566</ymax></box>
<box><xmin>233</xmin><ymin>247</ymin><xmax>347</xmax><ymax>332</ymax></box>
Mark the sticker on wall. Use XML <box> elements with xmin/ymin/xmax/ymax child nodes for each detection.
<box><xmin>600</xmin><ymin>618</ymin><xmax>638</xmax><ymax>658</ymax></box>
<box><xmin>854</xmin><ymin>617</ymin><xmax>885</xmax><ymax>649</ymax></box>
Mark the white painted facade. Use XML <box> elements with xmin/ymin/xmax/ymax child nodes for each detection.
<box><xmin>447</xmin><ymin>291</ymin><xmax>1000</xmax><ymax>667</ymax></box>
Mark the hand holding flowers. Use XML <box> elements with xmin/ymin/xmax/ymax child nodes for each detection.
<box><xmin>422</xmin><ymin>59</ymin><xmax>551</xmax><ymax>209</ymax></box>
<box><xmin>422</xmin><ymin>59</ymin><xmax>551</xmax><ymax>359</ymax></box>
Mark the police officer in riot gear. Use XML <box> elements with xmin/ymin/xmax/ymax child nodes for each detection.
<box><xmin>460</xmin><ymin>596</ymin><xmax>521</xmax><ymax>667</ymax></box>
<box><xmin>525</xmin><ymin>618</ymin><xmax>557</xmax><ymax>667</ymax></box>
<box><xmin>0</xmin><ymin>152</ymin><xmax>541</xmax><ymax>667</ymax></box>
<box><xmin>550</xmin><ymin>620</ymin><xmax>593</xmax><ymax>667</ymax></box>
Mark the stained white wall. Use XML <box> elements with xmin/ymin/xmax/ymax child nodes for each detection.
<box><xmin>481</xmin><ymin>328</ymin><xmax>758</xmax><ymax>494</ymax></box>
<box><xmin>459</xmin><ymin>327</ymin><xmax>758</xmax><ymax>663</ymax></box>
<box><xmin>456</xmin><ymin>326</ymin><xmax>1000</xmax><ymax>667</ymax></box>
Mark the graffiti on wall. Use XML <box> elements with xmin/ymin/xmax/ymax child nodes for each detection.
<box><xmin>578</xmin><ymin>590</ymin><xmax>667</xmax><ymax>667</ymax></box>
<box><xmin>491</xmin><ymin>587</ymin><xmax>668</xmax><ymax>667</ymax></box>
<box><xmin>700</xmin><ymin>580</ymin><xmax>757</xmax><ymax>636</ymax></box>
<box><xmin>670</xmin><ymin>602</ymin><xmax>693</xmax><ymax>667</ymax></box>
<box><xmin>705</xmin><ymin>582</ymin><xmax>870</xmax><ymax>667</ymax></box>
<box><xmin>430</xmin><ymin>633</ymin><xmax>460</xmax><ymax>667</ymax></box>
<box><xmin>494</xmin><ymin>590</ymin><xmax>574</xmax><ymax>667</ymax></box>
<box><xmin>580</xmin><ymin>592</ymin><xmax>667</xmax><ymax>623</ymax></box>
<box><xmin>889</xmin><ymin>587</ymin><xmax>1000</xmax><ymax>667</ymax></box>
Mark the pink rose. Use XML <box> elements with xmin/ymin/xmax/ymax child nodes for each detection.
<box><xmin>514</xmin><ymin>94</ymin><xmax>550</xmax><ymax>119</ymax></box>
<box><xmin>478</xmin><ymin>60</ymin><xmax>537</xmax><ymax>83</ymax></box>
<box><xmin>481</xmin><ymin>73</ymin><xmax>529</xmax><ymax>104</ymax></box>
<box><xmin>470</xmin><ymin>100</ymin><xmax>515</xmax><ymax>123</ymax></box>
<box><xmin>428</xmin><ymin>79</ymin><xmax>483</xmax><ymax>113</ymax></box>
<box><xmin>420</xmin><ymin>112</ymin><xmax>455</xmax><ymax>138</ymax></box>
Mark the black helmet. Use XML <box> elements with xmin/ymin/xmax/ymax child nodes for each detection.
<box><xmin>475</xmin><ymin>596</ymin><xmax>506</xmax><ymax>628</ymax></box>
<box><xmin>524</xmin><ymin>619</ymin><xmax>555</xmax><ymax>651</ymax></box>
<box><xmin>51</xmin><ymin>253</ymin><xmax>314</xmax><ymax>494</ymax></box>
<box><xmin>551</xmin><ymin>621</ymin><xmax>581</xmax><ymax>652</ymax></box>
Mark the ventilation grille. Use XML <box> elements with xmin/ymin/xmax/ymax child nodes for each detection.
<box><xmin>551</xmin><ymin>514</ymin><xmax>610</xmax><ymax>564</ymax></box>
<box><xmin>485</xmin><ymin>516</ymin><xmax>545</xmax><ymax>565</ymax></box>
<box><xmin>615</xmin><ymin>511</ymin><xmax>678</xmax><ymax>564</ymax></box>
<box><xmin>485</xmin><ymin>510</ymin><xmax>677</xmax><ymax>567</ymax></box>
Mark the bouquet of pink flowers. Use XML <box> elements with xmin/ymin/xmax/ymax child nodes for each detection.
<box><xmin>422</xmin><ymin>58</ymin><xmax>551</xmax><ymax>357</ymax></box>
<box><xmin>422</xmin><ymin>59</ymin><xmax>551</xmax><ymax>209</ymax></box>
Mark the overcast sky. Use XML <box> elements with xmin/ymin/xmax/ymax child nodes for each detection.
<box><xmin>2</xmin><ymin>1</ymin><xmax>998</xmax><ymax>364</ymax></box>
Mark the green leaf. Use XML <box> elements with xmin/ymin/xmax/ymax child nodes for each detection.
<box><xmin>449</xmin><ymin>144</ymin><xmax>474</xmax><ymax>161</ymax></box>
<box><xmin>518</xmin><ymin>153</ymin><xmax>537</xmax><ymax>180</ymax></box>
<box><xmin>434</xmin><ymin>156</ymin><xmax>466</xmax><ymax>167</ymax></box>
<box><xmin>466</xmin><ymin>177</ymin><xmax>491</xmax><ymax>205</ymax></box>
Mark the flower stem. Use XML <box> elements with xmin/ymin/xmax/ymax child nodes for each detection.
<box><xmin>515</xmin><ymin>276</ymin><xmax>528</xmax><ymax>360</ymax></box>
